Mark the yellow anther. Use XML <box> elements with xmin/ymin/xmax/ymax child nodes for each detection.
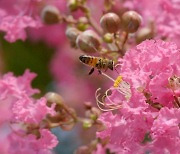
<box><xmin>114</xmin><ymin>76</ymin><xmax>123</xmax><ymax>88</ymax></box>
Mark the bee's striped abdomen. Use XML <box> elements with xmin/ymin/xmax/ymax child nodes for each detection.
<box><xmin>89</xmin><ymin>57</ymin><xmax>98</xmax><ymax>67</ymax></box>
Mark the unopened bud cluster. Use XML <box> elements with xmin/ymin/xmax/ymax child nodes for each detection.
<box><xmin>100</xmin><ymin>11</ymin><xmax>142</xmax><ymax>34</ymax></box>
<box><xmin>82</xmin><ymin>102</ymin><xmax>102</xmax><ymax>129</ymax></box>
<box><xmin>40</xmin><ymin>2</ymin><xmax>145</xmax><ymax>55</ymax></box>
<box><xmin>37</xmin><ymin>1</ymin><xmax>158</xmax><ymax>153</ymax></box>
<box><xmin>45</xmin><ymin>92</ymin><xmax>77</xmax><ymax>131</ymax></box>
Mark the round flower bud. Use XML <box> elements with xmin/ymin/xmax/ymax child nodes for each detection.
<box><xmin>76</xmin><ymin>30</ymin><xmax>101</xmax><ymax>53</ymax></box>
<box><xmin>77</xmin><ymin>17</ymin><xmax>89</xmax><ymax>31</ymax></box>
<box><xmin>45</xmin><ymin>92</ymin><xmax>64</xmax><ymax>111</ymax></box>
<box><xmin>100</xmin><ymin>12</ymin><xmax>121</xmax><ymax>33</ymax></box>
<box><xmin>122</xmin><ymin>11</ymin><xmax>142</xmax><ymax>33</ymax></box>
<box><xmin>136</xmin><ymin>27</ymin><xmax>153</xmax><ymax>43</ymax></box>
<box><xmin>103</xmin><ymin>33</ymin><xmax>113</xmax><ymax>43</ymax></box>
<box><xmin>84</xmin><ymin>102</ymin><xmax>92</xmax><ymax>110</ymax></box>
<box><xmin>65</xmin><ymin>27</ymin><xmax>81</xmax><ymax>46</ymax></box>
<box><xmin>83</xmin><ymin>119</ymin><xmax>93</xmax><ymax>129</ymax></box>
<box><xmin>67</xmin><ymin>0</ymin><xmax>78</xmax><ymax>12</ymax></box>
<box><xmin>41</xmin><ymin>5</ymin><xmax>61</xmax><ymax>24</ymax></box>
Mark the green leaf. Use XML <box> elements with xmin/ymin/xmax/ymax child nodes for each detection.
<box><xmin>0</xmin><ymin>34</ymin><xmax>55</xmax><ymax>95</ymax></box>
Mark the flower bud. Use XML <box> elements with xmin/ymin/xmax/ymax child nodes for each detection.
<box><xmin>66</xmin><ymin>27</ymin><xmax>81</xmax><ymax>46</ymax></box>
<box><xmin>67</xmin><ymin>0</ymin><xmax>78</xmax><ymax>12</ymax></box>
<box><xmin>100</xmin><ymin>12</ymin><xmax>121</xmax><ymax>33</ymax></box>
<box><xmin>41</xmin><ymin>5</ymin><xmax>61</xmax><ymax>24</ymax></box>
<box><xmin>103</xmin><ymin>33</ymin><xmax>113</xmax><ymax>43</ymax></box>
<box><xmin>136</xmin><ymin>27</ymin><xmax>153</xmax><ymax>43</ymax></box>
<box><xmin>91</xmin><ymin>107</ymin><xmax>101</xmax><ymax>117</ymax></box>
<box><xmin>76</xmin><ymin>30</ymin><xmax>101</xmax><ymax>53</ymax></box>
<box><xmin>84</xmin><ymin>102</ymin><xmax>92</xmax><ymax>110</ymax></box>
<box><xmin>122</xmin><ymin>11</ymin><xmax>142</xmax><ymax>33</ymax></box>
<box><xmin>85</xmin><ymin>107</ymin><xmax>101</xmax><ymax>121</ymax></box>
<box><xmin>83</xmin><ymin>119</ymin><xmax>93</xmax><ymax>129</ymax></box>
<box><xmin>77</xmin><ymin>17</ymin><xmax>89</xmax><ymax>31</ymax></box>
<box><xmin>45</xmin><ymin>92</ymin><xmax>64</xmax><ymax>111</ymax></box>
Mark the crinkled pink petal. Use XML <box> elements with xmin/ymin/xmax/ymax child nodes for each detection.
<box><xmin>16</xmin><ymin>69</ymin><xmax>40</xmax><ymax>96</ymax></box>
<box><xmin>0</xmin><ymin>15</ymin><xmax>41</xmax><ymax>42</ymax></box>
<box><xmin>151</xmin><ymin>107</ymin><xmax>180</xmax><ymax>138</ymax></box>
<box><xmin>36</xmin><ymin>129</ymin><xmax>58</xmax><ymax>149</ymax></box>
<box><xmin>12</xmin><ymin>96</ymin><xmax>56</xmax><ymax>124</ymax></box>
<box><xmin>98</xmin><ymin>39</ymin><xmax>180</xmax><ymax>153</ymax></box>
<box><xmin>7</xmin><ymin>129</ymin><xmax>58</xmax><ymax>154</ymax></box>
<box><xmin>0</xmin><ymin>69</ymin><xmax>40</xmax><ymax>124</ymax></box>
<box><xmin>93</xmin><ymin>144</ymin><xmax>106</xmax><ymax>154</ymax></box>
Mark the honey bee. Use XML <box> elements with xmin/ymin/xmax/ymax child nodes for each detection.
<box><xmin>79</xmin><ymin>55</ymin><xmax>114</xmax><ymax>75</ymax></box>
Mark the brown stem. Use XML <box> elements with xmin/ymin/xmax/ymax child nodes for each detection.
<box><xmin>47</xmin><ymin>120</ymin><xmax>75</xmax><ymax>128</ymax></box>
<box><xmin>62</xmin><ymin>105</ymin><xmax>78</xmax><ymax>122</ymax></box>
<box><xmin>114</xmin><ymin>33</ymin><xmax>124</xmax><ymax>57</ymax></box>
<box><xmin>79</xmin><ymin>5</ymin><xmax>103</xmax><ymax>35</ymax></box>
<box><xmin>62</xmin><ymin>15</ymin><xmax>77</xmax><ymax>24</ymax></box>
<box><xmin>87</xmin><ymin>16</ymin><xmax>103</xmax><ymax>35</ymax></box>
<box><xmin>121</xmin><ymin>31</ymin><xmax>128</xmax><ymax>49</ymax></box>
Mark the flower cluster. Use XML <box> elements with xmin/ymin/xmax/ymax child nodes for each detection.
<box><xmin>1</xmin><ymin>0</ymin><xmax>180</xmax><ymax>153</ymax></box>
<box><xmin>0</xmin><ymin>70</ymin><xmax>58</xmax><ymax>154</ymax></box>
<box><xmin>96</xmin><ymin>40</ymin><xmax>180</xmax><ymax>153</ymax></box>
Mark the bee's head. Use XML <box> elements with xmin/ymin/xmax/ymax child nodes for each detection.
<box><xmin>108</xmin><ymin>60</ymin><xmax>114</xmax><ymax>70</ymax></box>
<box><xmin>79</xmin><ymin>55</ymin><xmax>85</xmax><ymax>62</ymax></box>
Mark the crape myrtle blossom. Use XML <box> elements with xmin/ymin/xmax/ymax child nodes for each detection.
<box><xmin>122</xmin><ymin>0</ymin><xmax>180</xmax><ymax>46</ymax></box>
<box><xmin>0</xmin><ymin>0</ymin><xmax>102</xmax><ymax>46</ymax></box>
<box><xmin>0</xmin><ymin>0</ymin><xmax>42</xmax><ymax>42</ymax></box>
<box><xmin>0</xmin><ymin>69</ymin><xmax>58</xmax><ymax>154</ymax></box>
<box><xmin>96</xmin><ymin>40</ymin><xmax>180</xmax><ymax>153</ymax></box>
<box><xmin>1</xmin><ymin>0</ymin><xmax>180</xmax><ymax>46</ymax></box>
<box><xmin>0</xmin><ymin>0</ymin><xmax>67</xmax><ymax>44</ymax></box>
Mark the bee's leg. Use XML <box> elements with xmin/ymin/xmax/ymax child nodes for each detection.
<box><xmin>98</xmin><ymin>70</ymin><xmax>102</xmax><ymax>74</ymax></box>
<box><xmin>88</xmin><ymin>68</ymin><xmax>95</xmax><ymax>75</ymax></box>
<box><xmin>104</xmin><ymin>68</ymin><xmax>108</xmax><ymax>72</ymax></box>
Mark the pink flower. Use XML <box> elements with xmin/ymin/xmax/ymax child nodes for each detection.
<box><xmin>123</xmin><ymin>0</ymin><xmax>180</xmax><ymax>46</ymax></box>
<box><xmin>0</xmin><ymin>15</ymin><xmax>41</xmax><ymax>42</ymax></box>
<box><xmin>148</xmin><ymin>107</ymin><xmax>180</xmax><ymax>153</ymax></box>
<box><xmin>119</xmin><ymin>39</ymin><xmax>180</xmax><ymax>107</ymax></box>
<box><xmin>0</xmin><ymin>70</ymin><xmax>39</xmax><ymax>124</ymax></box>
<box><xmin>0</xmin><ymin>0</ymin><xmax>43</xmax><ymax>42</ymax></box>
<box><xmin>7</xmin><ymin>129</ymin><xmax>58</xmax><ymax>154</ymax></box>
<box><xmin>0</xmin><ymin>70</ymin><xmax>58</xmax><ymax>153</ymax></box>
<box><xmin>93</xmin><ymin>144</ymin><xmax>106</xmax><ymax>154</ymax></box>
<box><xmin>97</xmin><ymin>107</ymin><xmax>154</xmax><ymax>153</ymax></box>
<box><xmin>97</xmin><ymin>40</ymin><xmax>180</xmax><ymax>153</ymax></box>
<box><xmin>0</xmin><ymin>0</ymin><xmax>66</xmax><ymax>43</ymax></box>
<box><xmin>12</xmin><ymin>97</ymin><xmax>55</xmax><ymax>124</ymax></box>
